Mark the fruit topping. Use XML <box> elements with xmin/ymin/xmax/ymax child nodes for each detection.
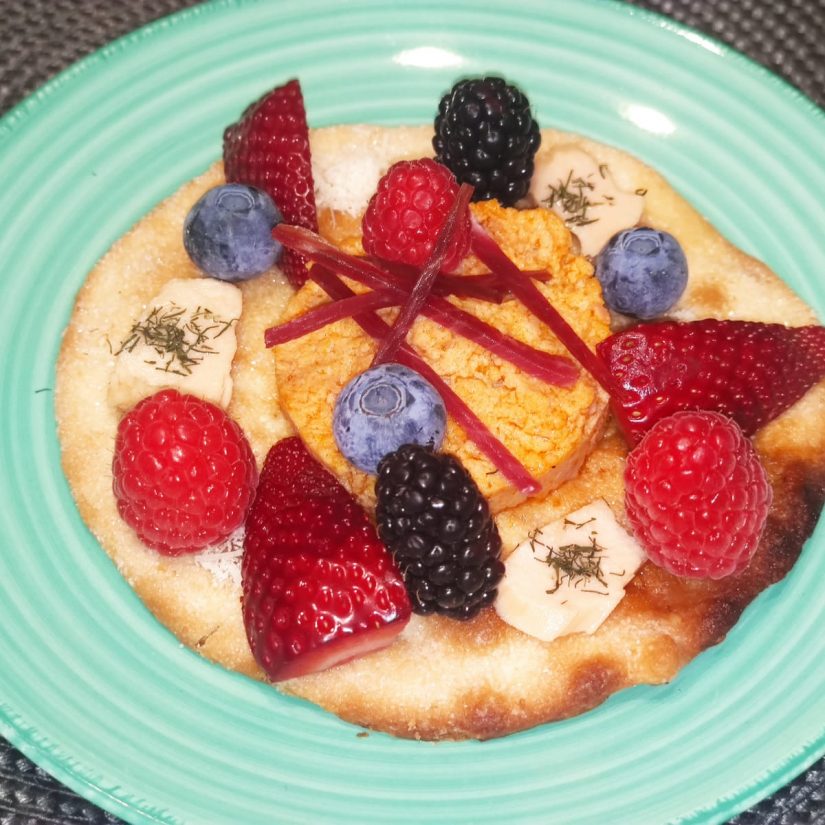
<box><xmin>242</xmin><ymin>437</ymin><xmax>411</xmax><ymax>681</ymax></box>
<box><xmin>598</xmin><ymin>319</ymin><xmax>825</xmax><ymax>444</ymax></box>
<box><xmin>108</xmin><ymin>278</ymin><xmax>241</xmax><ymax>412</ymax></box>
<box><xmin>434</xmin><ymin>76</ymin><xmax>541</xmax><ymax>206</ymax></box>
<box><xmin>333</xmin><ymin>363</ymin><xmax>446</xmax><ymax>474</ymax></box>
<box><xmin>495</xmin><ymin>500</ymin><xmax>646</xmax><ymax>641</ymax></box>
<box><xmin>112</xmin><ymin>389</ymin><xmax>258</xmax><ymax>555</ymax></box>
<box><xmin>530</xmin><ymin>148</ymin><xmax>645</xmax><ymax>257</ymax></box>
<box><xmin>625</xmin><ymin>411</ymin><xmax>772</xmax><ymax>579</ymax></box>
<box><xmin>223</xmin><ymin>78</ymin><xmax>317</xmax><ymax>288</ymax></box>
<box><xmin>595</xmin><ymin>227</ymin><xmax>687</xmax><ymax>318</ymax></box>
<box><xmin>376</xmin><ymin>444</ymin><xmax>504</xmax><ymax>620</ymax></box>
<box><xmin>183</xmin><ymin>184</ymin><xmax>282</xmax><ymax>281</ymax></box>
<box><xmin>361</xmin><ymin>158</ymin><xmax>471</xmax><ymax>272</ymax></box>
<box><xmin>470</xmin><ymin>221</ymin><xmax>825</xmax><ymax>450</ymax></box>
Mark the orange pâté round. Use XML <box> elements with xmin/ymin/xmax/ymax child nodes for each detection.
<box><xmin>273</xmin><ymin>200</ymin><xmax>611</xmax><ymax>512</ymax></box>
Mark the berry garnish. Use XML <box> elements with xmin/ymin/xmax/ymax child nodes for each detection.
<box><xmin>376</xmin><ymin>444</ymin><xmax>504</xmax><ymax>620</ymax></box>
<box><xmin>434</xmin><ymin>76</ymin><xmax>541</xmax><ymax>206</ymax></box>
<box><xmin>595</xmin><ymin>227</ymin><xmax>688</xmax><ymax>319</ymax></box>
<box><xmin>242</xmin><ymin>437</ymin><xmax>411</xmax><ymax>681</ymax></box>
<box><xmin>223</xmin><ymin>78</ymin><xmax>317</xmax><ymax>288</ymax></box>
<box><xmin>361</xmin><ymin>159</ymin><xmax>471</xmax><ymax>273</ymax></box>
<box><xmin>625</xmin><ymin>411</ymin><xmax>772</xmax><ymax>579</ymax></box>
<box><xmin>334</xmin><ymin>364</ymin><xmax>447</xmax><ymax>474</ymax></box>
<box><xmin>112</xmin><ymin>389</ymin><xmax>258</xmax><ymax>555</ymax></box>
<box><xmin>598</xmin><ymin>318</ymin><xmax>825</xmax><ymax>444</ymax></box>
<box><xmin>183</xmin><ymin>184</ymin><xmax>283</xmax><ymax>281</ymax></box>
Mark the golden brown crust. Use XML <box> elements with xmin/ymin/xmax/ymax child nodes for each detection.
<box><xmin>55</xmin><ymin>126</ymin><xmax>825</xmax><ymax>740</ymax></box>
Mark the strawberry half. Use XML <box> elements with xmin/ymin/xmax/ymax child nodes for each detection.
<box><xmin>242</xmin><ymin>437</ymin><xmax>411</xmax><ymax>682</ymax></box>
<box><xmin>598</xmin><ymin>319</ymin><xmax>825</xmax><ymax>444</ymax></box>
<box><xmin>223</xmin><ymin>78</ymin><xmax>318</xmax><ymax>288</ymax></box>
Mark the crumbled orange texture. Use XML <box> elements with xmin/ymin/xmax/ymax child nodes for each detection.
<box><xmin>274</xmin><ymin>201</ymin><xmax>611</xmax><ymax>512</ymax></box>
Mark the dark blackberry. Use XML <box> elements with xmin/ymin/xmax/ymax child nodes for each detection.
<box><xmin>433</xmin><ymin>76</ymin><xmax>541</xmax><ymax>207</ymax></box>
<box><xmin>375</xmin><ymin>444</ymin><xmax>504</xmax><ymax>621</ymax></box>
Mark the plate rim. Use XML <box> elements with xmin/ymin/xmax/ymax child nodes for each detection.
<box><xmin>1</xmin><ymin>1</ymin><xmax>824</xmax><ymax>823</ymax></box>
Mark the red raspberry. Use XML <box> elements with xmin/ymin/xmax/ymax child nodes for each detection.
<box><xmin>112</xmin><ymin>390</ymin><xmax>258</xmax><ymax>555</ymax></box>
<box><xmin>625</xmin><ymin>411</ymin><xmax>772</xmax><ymax>579</ymax></box>
<box><xmin>223</xmin><ymin>78</ymin><xmax>318</xmax><ymax>288</ymax></box>
<box><xmin>242</xmin><ymin>437</ymin><xmax>410</xmax><ymax>681</ymax></box>
<box><xmin>362</xmin><ymin>158</ymin><xmax>471</xmax><ymax>273</ymax></box>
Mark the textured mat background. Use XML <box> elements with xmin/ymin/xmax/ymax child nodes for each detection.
<box><xmin>1</xmin><ymin>1</ymin><xmax>824</xmax><ymax>823</ymax></box>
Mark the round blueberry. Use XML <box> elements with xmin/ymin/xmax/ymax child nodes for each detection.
<box><xmin>595</xmin><ymin>227</ymin><xmax>688</xmax><ymax>319</ymax></box>
<box><xmin>183</xmin><ymin>184</ymin><xmax>283</xmax><ymax>281</ymax></box>
<box><xmin>333</xmin><ymin>364</ymin><xmax>447</xmax><ymax>474</ymax></box>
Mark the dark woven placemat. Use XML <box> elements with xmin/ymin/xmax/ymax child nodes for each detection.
<box><xmin>1</xmin><ymin>1</ymin><xmax>824</xmax><ymax>823</ymax></box>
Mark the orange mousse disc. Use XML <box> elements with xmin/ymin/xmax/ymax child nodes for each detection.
<box><xmin>273</xmin><ymin>200</ymin><xmax>611</xmax><ymax>513</ymax></box>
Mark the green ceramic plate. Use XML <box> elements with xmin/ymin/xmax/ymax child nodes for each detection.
<box><xmin>1</xmin><ymin>1</ymin><xmax>823</xmax><ymax>823</ymax></box>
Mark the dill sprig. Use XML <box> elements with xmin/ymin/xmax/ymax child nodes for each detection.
<box><xmin>115</xmin><ymin>303</ymin><xmax>237</xmax><ymax>377</ymax></box>
<box><xmin>542</xmin><ymin>169</ymin><xmax>603</xmax><ymax>227</ymax></box>
<box><xmin>563</xmin><ymin>516</ymin><xmax>596</xmax><ymax>530</ymax></box>
<box><xmin>529</xmin><ymin>529</ymin><xmax>608</xmax><ymax>595</ymax></box>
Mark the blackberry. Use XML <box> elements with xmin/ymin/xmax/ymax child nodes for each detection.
<box><xmin>375</xmin><ymin>444</ymin><xmax>504</xmax><ymax>621</ymax></box>
<box><xmin>433</xmin><ymin>76</ymin><xmax>541</xmax><ymax>207</ymax></box>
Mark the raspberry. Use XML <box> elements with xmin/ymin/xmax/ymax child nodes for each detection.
<box><xmin>433</xmin><ymin>76</ymin><xmax>540</xmax><ymax>206</ymax></box>
<box><xmin>361</xmin><ymin>158</ymin><xmax>470</xmax><ymax>273</ymax></box>
<box><xmin>625</xmin><ymin>411</ymin><xmax>772</xmax><ymax>579</ymax></box>
<box><xmin>112</xmin><ymin>390</ymin><xmax>258</xmax><ymax>555</ymax></box>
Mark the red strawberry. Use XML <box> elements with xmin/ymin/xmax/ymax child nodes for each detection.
<box><xmin>112</xmin><ymin>390</ymin><xmax>258</xmax><ymax>555</ymax></box>
<box><xmin>223</xmin><ymin>78</ymin><xmax>318</xmax><ymax>288</ymax></box>
<box><xmin>625</xmin><ymin>411</ymin><xmax>772</xmax><ymax>579</ymax></box>
<box><xmin>242</xmin><ymin>437</ymin><xmax>411</xmax><ymax>681</ymax></box>
<box><xmin>597</xmin><ymin>319</ymin><xmax>825</xmax><ymax>445</ymax></box>
<box><xmin>362</xmin><ymin>158</ymin><xmax>471</xmax><ymax>273</ymax></box>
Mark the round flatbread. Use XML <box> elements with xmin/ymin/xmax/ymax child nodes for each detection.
<box><xmin>56</xmin><ymin>126</ymin><xmax>825</xmax><ymax>740</ymax></box>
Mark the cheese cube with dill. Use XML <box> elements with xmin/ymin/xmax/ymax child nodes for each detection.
<box><xmin>530</xmin><ymin>146</ymin><xmax>645</xmax><ymax>257</ymax></box>
<box><xmin>108</xmin><ymin>278</ymin><xmax>242</xmax><ymax>412</ymax></box>
<box><xmin>495</xmin><ymin>499</ymin><xmax>647</xmax><ymax>641</ymax></box>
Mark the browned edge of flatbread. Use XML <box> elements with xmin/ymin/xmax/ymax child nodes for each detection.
<box><xmin>55</xmin><ymin>126</ymin><xmax>825</xmax><ymax>740</ymax></box>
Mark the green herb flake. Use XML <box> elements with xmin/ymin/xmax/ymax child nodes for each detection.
<box><xmin>542</xmin><ymin>169</ymin><xmax>604</xmax><ymax>227</ymax></box>
<box><xmin>563</xmin><ymin>516</ymin><xmax>596</xmax><ymax>530</ymax></box>
<box><xmin>529</xmin><ymin>529</ymin><xmax>609</xmax><ymax>595</ymax></box>
<box><xmin>115</xmin><ymin>303</ymin><xmax>238</xmax><ymax>376</ymax></box>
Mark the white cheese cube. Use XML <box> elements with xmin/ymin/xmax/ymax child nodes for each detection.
<box><xmin>495</xmin><ymin>500</ymin><xmax>646</xmax><ymax>642</ymax></box>
<box><xmin>530</xmin><ymin>147</ymin><xmax>645</xmax><ymax>257</ymax></box>
<box><xmin>108</xmin><ymin>278</ymin><xmax>242</xmax><ymax>412</ymax></box>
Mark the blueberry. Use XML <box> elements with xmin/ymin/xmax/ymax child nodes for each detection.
<box><xmin>595</xmin><ymin>227</ymin><xmax>688</xmax><ymax>319</ymax></box>
<box><xmin>333</xmin><ymin>364</ymin><xmax>447</xmax><ymax>474</ymax></box>
<box><xmin>183</xmin><ymin>184</ymin><xmax>283</xmax><ymax>281</ymax></box>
